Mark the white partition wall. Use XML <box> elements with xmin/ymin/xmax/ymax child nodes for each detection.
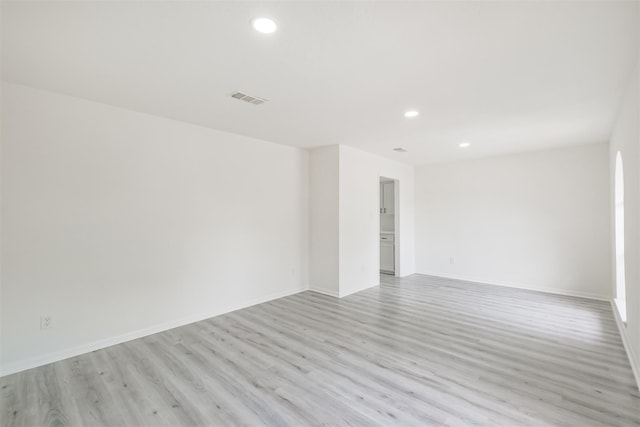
<box><xmin>338</xmin><ymin>146</ymin><xmax>415</xmax><ymax>296</ymax></box>
<box><xmin>309</xmin><ymin>145</ymin><xmax>415</xmax><ymax>298</ymax></box>
<box><xmin>309</xmin><ymin>146</ymin><xmax>340</xmax><ymax>297</ymax></box>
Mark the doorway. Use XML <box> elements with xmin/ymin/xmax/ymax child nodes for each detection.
<box><xmin>379</xmin><ymin>177</ymin><xmax>397</xmax><ymax>275</ymax></box>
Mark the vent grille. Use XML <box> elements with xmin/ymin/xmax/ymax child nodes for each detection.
<box><xmin>231</xmin><ymin>91</ymin><xmax>267</xmax><ymax>105</ymax></box>
<box><xmin>393</xmin><ymin>147</ymin><xmax>407</xmax><ymax>153</ymax></box>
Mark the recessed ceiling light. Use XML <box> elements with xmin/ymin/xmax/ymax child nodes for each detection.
<box><xmin>459</xmin><ymin>142</ymin><xmax>470</xmax><ymax>148</ymax></box>
<box><xmin>404</xmin><ymin>110</ymin><xmax>419</xmax><ymax>118</ymax></box>
<box><xmin>393</xmin><ymin>147</ymin><xmax>407</xmax><ymax>152</ymax></box>
<box><xmin>252</xmin><ymin>17</ymin><xmax>277</xmax><ymax>34</ymax></box>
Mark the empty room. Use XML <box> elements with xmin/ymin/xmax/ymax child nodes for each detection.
<box><xmin>1</xmin><ymin>1</ymin><xmax>639</xmax><ymax>426</ymax></box>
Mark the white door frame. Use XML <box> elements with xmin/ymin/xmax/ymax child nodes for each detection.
<box><xmin>378</xmin><ymin>175</ymin><xmax>401</xmax><ymax>278</ymax></box>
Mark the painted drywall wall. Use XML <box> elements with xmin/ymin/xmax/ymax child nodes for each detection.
<box><xmin>415</xmin><ymin>143</ymin><xmax>611</xmax><ymax>300</ymax></box>
<box><xmin>308</xmin><ymin>145</ymin><xmax>415</xmax><ymax>298</ymax></box>
<box><xmin>609</xmin><ymin>59</ymin><xmax>640</xmax><ymax>386</ymax></box>
<box><xmin>338</xmin><ymin>145</ymin><xmax>415</xmax><ymax>297</ymax></box>
<box><xmin>309</xmin><ymin>146</ymin><xmax>340</xmax><ymax>297</ymax></box>
<box><xmin>0</xmin><ymin>82</ymin><xmax>309</xmax><ymax>375</ymax></box>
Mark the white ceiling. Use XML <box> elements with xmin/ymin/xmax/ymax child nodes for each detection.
<box><xmin>2</xmin><ymin>1</ymin><xmax>638</xmax><ymax>165</ymax></box>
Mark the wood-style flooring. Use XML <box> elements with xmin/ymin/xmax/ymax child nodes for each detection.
<box><xmin>1</xmin><ymin>274</ymin><xmax>639</xmax><ymax>426</ymax></box>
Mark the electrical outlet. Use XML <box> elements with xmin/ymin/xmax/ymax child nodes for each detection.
<box><xmin>449</xmin><ymin>257</ymin><xmax>455</xmax><ymax>265</ymax></box>
<box><xmin>40</xmin><ymin>316</ymin><xmax>52</xmax><ymax>330</ymax></box>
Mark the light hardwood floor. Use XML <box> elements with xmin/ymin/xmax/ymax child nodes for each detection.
<box><xmin>1</xmin><ymin>274</ymin><xmax>639</xmax><ymax>426</ymax></box>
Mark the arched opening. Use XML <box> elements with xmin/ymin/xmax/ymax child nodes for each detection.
<box><xmin>614</xmin><ymin>151</ymin><xmax>626</xmax><ymax>322</ymax></box>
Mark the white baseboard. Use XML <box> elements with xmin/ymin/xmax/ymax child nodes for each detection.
<box><xmin>339</xmin><ymin>282</ymin><xmax>379</xmax><ymax>298</ymax></box>
<box><xmin>611</xmin><ymin>300</ymin><xmax>640</xmax><ymax>391</ymax></box>
<box><xmin>0</xmin><ymin>286</ymin><xmax>305</xmax><ymax>377</ymax></box>
<box><xmin>418</xmin><ymin>271</ymin><xmax>610</xmax><ymax>301</ymax></box>
<box><xmin>308</xmin><ymin>286</ymin><xmax>339</xmax><ymax>298</ymax></box>
<box><xmin>309</xmin><ymin>282</ymin><xmax>380</xmax><ymax>298</ymax></box>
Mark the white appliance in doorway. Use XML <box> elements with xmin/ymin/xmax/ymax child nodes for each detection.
<box><xmin>380</xmin><ymin>177</ymin><xmax>396</xmax><ymax>275</ymax></box>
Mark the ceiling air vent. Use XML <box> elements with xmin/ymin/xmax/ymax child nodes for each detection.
<box><xmin>231</xmin><ymin>91</ymin><xmax>267</xmax><ymax>105</ymax></box>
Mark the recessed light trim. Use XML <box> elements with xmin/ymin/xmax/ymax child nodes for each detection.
<box><xmin>252</xmin><ymin>17</ymin><xmax>277</xmax><ymax>34</ymax></box>
<box><xmin>459</xmin><ymin>142</ymin><xmax>470</xmax><ymax>148</ymax></box>
<box><xmin>404</xmin><ymin>110</ymin><xmax>419</xmax><ymax>118</ymax></box>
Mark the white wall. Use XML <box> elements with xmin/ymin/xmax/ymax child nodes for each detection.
<box><xmin>609</xmin><ymin>59</ymin><xmax>640</xmax><ymax>386</ymax></box>
<box><xmin>309</xmin><ymin>146</ymin><xmax>339</xmax><ymax>297</ymax></box>
<box><xmin>0</xmin><ymin>82</ymin><xmax>309</xmax><ymax>375</ymax></box>
<box><xmin>338</xmin><ymin>145</ymin><xmax>415</xmax><ymax>297</ymax></box>
<box><xmin>308</xmin><ymin>145</ymin><xmax>415</xmax><ymax>298</ymax></box>
<box><xmin>415</xmin><ymin>143</ymin><xmax>611</xmax><ymax>300</ymax></box>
